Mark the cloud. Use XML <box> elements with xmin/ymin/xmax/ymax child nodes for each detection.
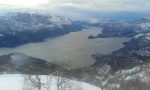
<box><xmin>0</xmin><ymin>0</ymin><xmax>49</xmax><ymax>10</ymax></box>
<box><xmin>0</xmin><ymin>0</ymin><xmax>149</xmax><ymax>12</ymax></box>
<box><xmin>47</xmin><ymin>0</ymin><xmax>150</xmax><ymax>12</ymax></box>
<box><xmin>41</xmin><ymin>0</ymin><xmax>150</xmax><ymax>19</ymax></box>
<box><xmin>0</xmin><ymin>0</ymin><xmax>149</xmax><ymax>19</ymax></box>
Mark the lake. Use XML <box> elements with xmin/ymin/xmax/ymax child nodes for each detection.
<box><xmin>0</xmin><ymin>28</ymin><xmax>131</xmax><ymax>70</ymax></box>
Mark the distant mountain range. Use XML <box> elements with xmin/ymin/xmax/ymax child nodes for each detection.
<box><xmin>87</xmin><ymin>17</ymin><xmax>150</xmax><ymax>38</ymax></box>
<box><xmin>0</xmin><ymin>12</ymin><xmax>83</xmax><ymax>47</ymax></box>
<box><xmin>0</xmin><ymin>11</ymin><xmax>150</xmax><ymax>90</ymax></box>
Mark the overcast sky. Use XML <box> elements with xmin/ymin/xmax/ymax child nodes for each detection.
<box><xmin>0</xmin><ymin>0</ymin><xmax>149</xmax><ymax>19</ymax></box>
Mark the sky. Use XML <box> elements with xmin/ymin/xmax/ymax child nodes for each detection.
<box><xmin>0</xmin><ymin>0</ymin><xmax>150</xmax><ymax>20</ymax></box>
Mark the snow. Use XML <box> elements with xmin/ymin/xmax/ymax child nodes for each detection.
<box><xmin>145</xmin><ymin>33</ymin><xmax>150</xmax><ymax>40</ymax></box>
<box><xmin>87</xmin><ymin>18</ymin><xmax>100</xmax><ymax>24</ymax></box>
<box><xmin>78</xmin><ymin>82</ymin><xmax>102</xmax><ymax>90</ymax></box>
<box><xmin>0</xmin><ymin>74</ymin><xmax>24</xmax><ymax>90</ymax></box>
<box><xmin>0</xmin><ymin>12</ymin><xmax>72</xmax><ymax>32</ymax></box>
<box><xmin>10</xmin><ymin>53</ymin><xmax>29</xmax><ymax>61</ymax></box>
<box><xmin>134</xmin><ymin>33</ymin><xmax>150</xmax><ymax>40</ymax></box>
<box><xmin>138</xmin><ymin>22</ymin><xmax>150</xmax><ymax>30</ymax></box>
<box><xmin>134</xmin><ymin>33</ymin><xmax>144</xmax><ymax>38</ymax></box>
<box><xmin>0</xmin><ymin>74</ymin><xmax>102</xmax><ymax>90</ymax></box>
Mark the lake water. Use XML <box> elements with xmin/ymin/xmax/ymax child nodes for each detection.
<box><xmin>0</xmin><ymin>28</ymin><xmax>131</xmax><ymax>70</ymax></box>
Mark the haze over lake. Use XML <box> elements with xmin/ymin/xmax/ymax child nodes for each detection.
<box><xmin>0</xmin><ymin>28</ymin><xmax>130</xmax><ymax>69</ymax></box>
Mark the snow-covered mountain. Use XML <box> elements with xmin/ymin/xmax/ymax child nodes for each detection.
<box><xmin>84</xmin><ymin>32</ymin><xmax>150</xmax><ymax>89</ymax></box>
<box><xmin>0</xmin><ymin>12</ymin><xmax>82</xmax><ymax>47</ymax></box>
<box><xmin>0</xmin><ymin>74</ymin><xmax>102</xmax><ymax>90</ymax></box>
<box><xmin>0</xmin><ymin>13</ymin><xmax>150</xmax><ymax>90</ymax></box>
<box><xmin>87</xmin><ymin>17</ymin><xmax>150</xmax><ymax>38</ymax></box>
<box><xmin>79</xmin><ymin>63</ymin><xmax>150</xmax><ymax>90</ymax></box>
<box><xmin>92</xmin><ymin>32</ymin><xmax>150</xmax><ymax>70</ymax></box>
<box><xmin>0</xmin><ymin>12</ymin><xmax>72</xmax><ymax>31</ymax></box>
<box><xmin>123</xmin><ymin>33</ymin><xmax>150</xmax><ymax>57</ymax></box>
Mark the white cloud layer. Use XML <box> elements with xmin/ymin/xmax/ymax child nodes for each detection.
<box><xmin>0</xmin><ymin>0</ymin><xmax>149</xmax><ymax>12</ymax></box>
<box><xmin>46</xmin><ymin>0</ymin><xmax>150</xmax><ymax>12</ymax></box>
<box><xmin>0</xmin><ymin>0</ymin><xmax>149</xmax><ymax>19</ymax></box>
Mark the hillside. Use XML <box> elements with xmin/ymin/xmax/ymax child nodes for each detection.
<box><xmin>0</xmin><ymin>12</ymin><xmax>83</xmax><ymax>47</ymax></box>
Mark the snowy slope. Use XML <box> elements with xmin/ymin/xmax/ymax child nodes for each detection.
<box><xmin>0</xmin><ymin>74</ymin><xmax>102</xmax><ymax>90</ymax></box>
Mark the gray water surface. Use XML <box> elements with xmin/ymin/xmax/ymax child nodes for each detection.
<box><xmin>0</xmin><ymin>28</ymin><xmax>131</xmax><ymax>69</ymax></box>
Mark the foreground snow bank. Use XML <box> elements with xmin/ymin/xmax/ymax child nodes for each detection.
<box><xmin>0</xmin><ymin>74</ymin><xmax>101</xmax><ymax>90</ymax></box>
<box><xmin>0</xmin><ymin>74</ymin><xmax>24</xmax><ymax>90</ymax></box>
